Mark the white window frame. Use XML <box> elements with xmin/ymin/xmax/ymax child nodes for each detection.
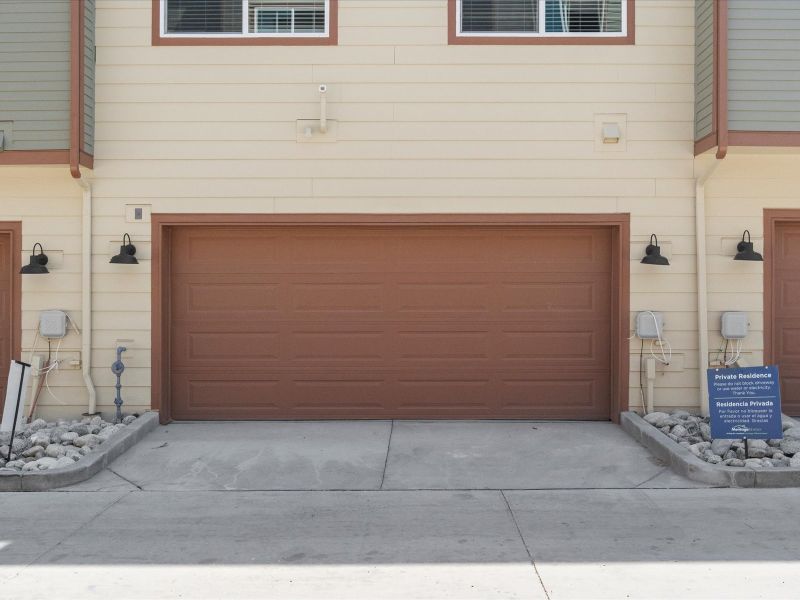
<box><xmin>159</xmin><ymin>0</ymin><xmax>330</xmax><ymax>38</ymax></box>
<box><xmin>456</xmin><ymin>0</ymin><xmax>627</xmax><ymax>38</ymax></box>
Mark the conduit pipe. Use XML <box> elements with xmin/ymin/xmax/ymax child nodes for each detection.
<box><xmin>75</xmin><ymin>174</ymin><xmax>98</xmax><ymax>416</ymax></box>
<box><xmin>319</xmin><ymin>84</ymin><xmax>328</xmax><ymax>134</ymax></box>
<box><xmin>696</xmin><ymin>159</ymin><xmax>720</xmax><ymax>417</ymax></box>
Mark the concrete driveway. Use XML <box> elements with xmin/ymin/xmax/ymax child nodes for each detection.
<box><xmin>89</xmin><ymin>420</ymin><xmax>696</xmax><ymax>491</ymax></box>
<box><xmin>2</xmin><ymin>421</ymin><xmax>799</xmax><ymax>600</ymax></box>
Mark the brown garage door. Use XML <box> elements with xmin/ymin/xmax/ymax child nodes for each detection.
<box><xmin>168</xmin><ymin>225</ymin><xmax>613</xmax><ymax>420</ymax></box>
<box><xmin>771</xmin><ymin>221</ymin><xmax>800</xmax><ymax>415</ymax></box>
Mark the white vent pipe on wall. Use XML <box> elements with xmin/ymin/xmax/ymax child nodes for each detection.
<box><xmin>319</xmin><ymin>84</ymin><xmax>328</xmax><ymax>134</ymax></box>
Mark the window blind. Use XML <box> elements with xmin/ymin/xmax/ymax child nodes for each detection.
<box><xmin>163</xmin><ymin>0</ymin><xmax>326</xmax><ymax>35</ymax></box>
<box><xmin>461</xmin><ymin>0</ymin><xmax>538</xmax><ymax>33</ymax></box>
<box><xmin>544</xmin><ymin>0</ymin><xmax>622</xmax><ymax>33</ymax></box>
<box><xmin>249</xmin><ymin>1</ymin><xmax>325</xmax><ymax>34</ymax></box>
<box><xmin>165</xmin><ymin>0</ymin><xmax>242</xmax><ymax>33</ymax></box>
<box><xmin>460</xmin><ymin>0</ymin><xmax>623</xmax><ymax>34</ymax></box>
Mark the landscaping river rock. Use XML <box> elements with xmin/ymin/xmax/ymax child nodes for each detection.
<box><xmin>0</xmin><ymin>415</ymin><xmax>138</xmax><ymax>473</ymax></box>
<box><xmin>643</xmin><ymin>410</ymin><xmax>800</xmax><ymax>468</ymax></box>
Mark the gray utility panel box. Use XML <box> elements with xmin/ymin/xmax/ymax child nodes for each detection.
<box><xmin>39</xmin><ymin>310</ymin><xmax>67</xmax><ymax>339</ymax></box>
<box><xmin>636</xmin><ymin>311</ymin><xmax>664</xmax><ymax>340</ymax></box>
<box><xmin>721</xmin><ymin>312</ymin><xmax>749</xmax><ymax>340</ymax></box>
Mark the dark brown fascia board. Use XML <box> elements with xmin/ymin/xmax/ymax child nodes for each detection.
<box><xmin>715</xmin><ymin>0</ymin><xmax>728</xmax><ymax>159</ymax></box>
<box><xmin>69</xmin><ymin>0</ymin><xmax>83</xmax><ymax>178</ymax></box>
<box><xmin>695</xmin><ymin>0</ymin><xmax>725</xmax><ymax>157</ymax></box>
<box><xmin>728</xmin><ymin>131</ymin><xmax>800</xmax><ymax>147</ymax></box>
<box><xmin>0</xmin><ymin>150</ymin><xmax>70</xmax><ymax>165</ymax></box>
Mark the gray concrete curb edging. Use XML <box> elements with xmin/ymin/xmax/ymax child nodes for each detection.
<box><xmin>0</xmin><ymin>411</ymin><xmax>159</xmax><ymax>492</ymax></box>
<box><xmin>621</xmin><ymin>411</ymin><xmax>800</xmax><ymax>488</ymax></box>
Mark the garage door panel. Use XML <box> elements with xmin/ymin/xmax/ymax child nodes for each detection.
<box><xmin>776</xmin><ymin>278</ymin><xmax>800</xmax><ymax>316</ymax></box>
<box><xmin>500</xmin><ymin>279</ymin><xmax>610</xmax><ymax>315</ymax></box>
<box><xmin>171</xmin><ymin>226</ymin><xmax>611</xmax><ymax>273</ymax></box>
<box><xmin>777</xmin><ymin>230</ymin><xmax>800</xmax><ymax>266</ymax></box>
<box><xmin>173</xmin><ymin>330</ymin><xmax>281</xmax><ymax>365</ymax></box>
<box><xmin>176</xmin><ymin>278</ymin><xmax>282</xmax><ymax>313</ymax></box>
<box><xmin>173</xmin><ymin>275</ymin><xmax>609</xmax><ymax>322</ymax></box>
<box><xmin>172</xmin><ymin>369</ymin><xmax>610</xmax><ymax>420</ymax></box>
<box><xmin>501</xmin><ymin>328</ymin><xmax>609</xmax><ymax>364</ymax></box>
<box><xmin>500</xmin><ymin>373</ymin><xmax>609</xmax><ymax>405</ymax></box>
<box><xmin>499</xmin><ymin>231</ymin><xmax>610</xmax><ymax>269</ymax></box>
<box><xmin>171</xmin><ymin>320</ymin><xmax>609</xmax><ymax>371</ymax></box>
<box><xmin>168</xmin><ymin>224</ymin><xmax>614</xmax><ymax>420</ymax></box>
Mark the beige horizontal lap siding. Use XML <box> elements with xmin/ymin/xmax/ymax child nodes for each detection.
<box><xmin>0</xmin><ymin>167</ymin><xmax>151</xmax><ymax>421</ymax></box>
<box><xmin>2</xmin><ymin>0</ymin><xmax>704</xmax><ymax>418</ymax></box>
<box><xmin>698</xmin><ymin>153</ymin><xmax>800</xmax><ymax>388</ymax></box>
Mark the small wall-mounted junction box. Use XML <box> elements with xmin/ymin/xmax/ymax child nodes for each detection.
<box><xmin>39</xmin><ymin>310</ymin><xmax>67</xmax><ymax>339</ymax></box>
<box><xmin>636</xmin><ymin>311</ymin><xmax>664</xmax><ymax>340</ymax></box>
<box><xmin>721</xmin><ymin>312</ymin><xmax>749</xmax><ymax>340</ymax></box>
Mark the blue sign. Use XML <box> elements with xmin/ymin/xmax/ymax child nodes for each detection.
<box><xmin>707</xmin><ymin>366</ymin><xmax>783</xmax><ymax>439</ymax></box>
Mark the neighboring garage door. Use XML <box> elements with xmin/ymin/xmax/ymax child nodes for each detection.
<box><xmin>771</xmin><ymin>221</ymin><xmax>800</xmax><ymax>416</ymax></box>
<box><xmin>168</xmin><ymin>225</ymin><xmax>613</xmax><ymax>420</ymax></box>
<box><xmin>0</xmin><ymin>228</ymin><xmax>17</xmax><ymax>408</ymax></box>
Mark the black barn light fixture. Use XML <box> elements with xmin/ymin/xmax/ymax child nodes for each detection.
<box><xmin>110</xmin><ymin>233</ymin><xmax>139</xmax><ymax>265</ymax></box>
<box><xmin>641</xmin><ymin>234</ymin><xmax>670</xmax><ymax>266</ymax></box>
<box><xmin>734</xmin><ymin>230</ymin><xmax>763</xmax><ymax>262</ymax></box>
<box><xmin>20</xmin><ymin>243</ymin><xmax>49</xmax><ymax>274</ymax></box>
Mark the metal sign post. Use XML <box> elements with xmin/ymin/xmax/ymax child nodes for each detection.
<box><xmin>2</xmin><ymin>361</ymin><xmax>31</xmax><ymax>461</ymax></box>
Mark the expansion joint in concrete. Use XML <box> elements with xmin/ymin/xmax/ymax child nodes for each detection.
<box><xmin>379</xmin><ymin>420</ymin><xmax>395</xmax><ymax>490</ymax></box>
<box><xmin>500</xmin><ymin>490</ymin><xmax>551</xmax><ymax>600</ymax></box>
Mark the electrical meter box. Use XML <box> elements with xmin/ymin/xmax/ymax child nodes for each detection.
<box><xmin>39</xmin><ymin>310</ymin><xmax>67</xmax><ymax>338</ymax></box>
<box><xmin>721</xmin><ymin>312</ymin><xmax>749</xmax><ymax>340</ymax></box>
<box><xmin>636</xmin><ymin>311</ymin><xmax>664</xmax><ymax>340</ymax></box>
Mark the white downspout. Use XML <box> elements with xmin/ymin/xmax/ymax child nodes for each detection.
<box><xmin>696</xmin><ymin>159</ymin><xmax>719</xmax><ymax>418</ymax></box>
<box><xmin>75</xmin><ymin>175</ymin><xmax>98</xmax><ymax>415</ymax></box>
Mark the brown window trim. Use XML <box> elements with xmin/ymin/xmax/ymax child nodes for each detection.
<box><xmin>151</xmin><ymin>0</ymin><xmax>338</xmax><ymax>46</ymax></box>
<box><xmin>448</xmin><ymin>0</ymin><xmax>634</xmax><ymax>45</ymax></box>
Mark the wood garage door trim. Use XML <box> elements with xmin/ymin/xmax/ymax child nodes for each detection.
<box><xmin>0</xmin><ymin>222</ymin><xmax>22</xmax><ymax>414</ymax></box>
<box><xmin>765</xmin><ymin>209</ymin><xmax>800</xmax><ymax>365</ymax></box>
<box><xmin>765</xmin><ymin>209</ymin><xmax>799</xmax><ymax>365</ymax></box>
<box><xmin>152</xmin><ymin>214</ymin><xmax>630</xmax><ymax>424</ymax></box>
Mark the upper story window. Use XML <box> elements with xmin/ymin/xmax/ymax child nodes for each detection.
<box><xmin>451</xmin><ymin>0</ymin><xmax>633</xmax><ymax>44</ymax></box>
<box><xmin>155</xmin><ymin>0</ymin><xmax>336</xmax><ymax>44</ymax></box>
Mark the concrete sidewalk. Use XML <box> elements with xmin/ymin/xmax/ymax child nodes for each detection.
<box><xmin>1</xmin><ymin>487</ymin><xmax>799</xmax><ymax>599</ymax></box>
<box><xmin>2</xmin><ymin>422</ymin><xmax>797</xmax><ymax>599</ymax></box>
